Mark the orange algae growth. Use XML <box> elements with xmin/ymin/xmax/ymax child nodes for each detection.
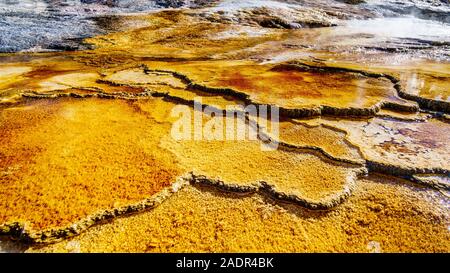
<box><xmin>85</xmin><ymin>11</ymin><xmax>280</xmax><ymax>60</ymax></box>
<box><xmin>157</xmin><ymin>107</ymin><xmax>363</xmax><ymax>202</ymax></box>
<box><xmin>273</xmin><ymin>119</ymin><xmax>363</xmax><ymax>162</ymax></box>
<box><xmin>0</xmin><ymin>6</ymin><xmax>449</xmax><ymax>253</ymax></box>
<box><xmin>0</xmin><ymin>98</ymin><xmax>181</xmax><ymax>230</ymax></box>
<box><xmin>29</xmin><ymin>175</ymin><xmax>450</xmax><ymax>253</ymax></box>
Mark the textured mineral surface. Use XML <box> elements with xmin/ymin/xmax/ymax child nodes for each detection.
<box><xmin>0</xmin><ymin>0</ymin><xmax>449</xmax><ymax>253</ymax></box>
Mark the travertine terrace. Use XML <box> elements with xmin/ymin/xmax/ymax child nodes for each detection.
<box><xmin>0</xmin><ymin>0</ymin><xmax>449</xmax><ymax>253</ymax></box>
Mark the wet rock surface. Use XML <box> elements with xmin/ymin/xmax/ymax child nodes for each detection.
<box><xmin>0</xmin><ymin>0</ymin><xmax>449</xmax><ymax>252</ymax></box>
